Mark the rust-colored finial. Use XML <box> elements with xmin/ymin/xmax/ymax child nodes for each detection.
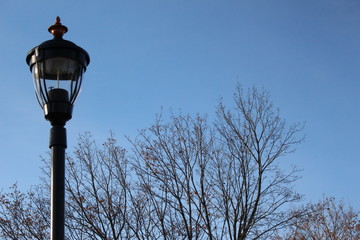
<box><xmin>48</xmin><ymin>16</ymin><xmax>68</xmax><ymax>38</ymax></box>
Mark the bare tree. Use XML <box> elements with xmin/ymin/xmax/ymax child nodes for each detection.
<box><xmin>130</xmin><ymin>86</ymin><xmax>304</xmax><ymax>239</ymax></box>
<box><xmin>0</xmin><ymin>86</ymin><xmax>304</xmax><ymax>240</ymax></box>
<box><xmin>130</xmin><ymin>114</ymin><xmax>217</xmax><ymax>239</ymax></box>
<box><xmin>274</xmin><ymin>197</ymin><xmax>360</xmax><ymax>240</ymax></box>
<box><xmin>65</xmin><ymin>132</ymin><xmax>132</xmax><ymax>239</ymax></box>
<box><xmin>212</xmin><ymin>86</ymin><xmax>304</xmax><ymax>239</ymax></box>
<box><xmin>0</xmin><ymin>184</ymin><xmax>49</xmax><ymax>240</ymax></box>
<box><xmin>0</xmin><ymin>133</ymin><xmax>133</xmax><ymax>240</ymax></box>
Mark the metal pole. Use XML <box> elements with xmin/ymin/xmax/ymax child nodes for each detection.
<box><xmin>49</xmin><ymin>124</ymin><xmax>67</xmax><ymax>240</ymax></box>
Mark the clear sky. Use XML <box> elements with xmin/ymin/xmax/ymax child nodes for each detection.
<box><xmin>0</xmin><ymin>0</ymin><xmax>359</xmax><ymax>209</ymax></box>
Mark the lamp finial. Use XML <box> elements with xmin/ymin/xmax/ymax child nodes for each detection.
<box><xmin>48</xmin><ymin>16</ymin><xmax>68</xmax><ymax>38</ymax></box>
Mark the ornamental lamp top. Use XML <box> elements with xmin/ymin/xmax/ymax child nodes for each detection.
<box><xmin>48</xmin><ymin>17</ymin><xmax>68</xmax><ymax>38</ymax></box>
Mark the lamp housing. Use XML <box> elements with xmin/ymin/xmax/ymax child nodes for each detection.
<box><xmin>26</xmin><ymin>17</ymin><xmax>90</xmax><ymax>124</ymax></box>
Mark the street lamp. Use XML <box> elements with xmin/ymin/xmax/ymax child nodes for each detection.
<box><xmin>26</xmin><ymin>17</ymin><xmax>90</xmax><ymax>240</ymax></box>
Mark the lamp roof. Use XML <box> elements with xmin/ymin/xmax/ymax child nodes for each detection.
<box><xmin>26</xmin><ymin>17</ymin><xmax>90</xmax><ymax>70</ymax></box>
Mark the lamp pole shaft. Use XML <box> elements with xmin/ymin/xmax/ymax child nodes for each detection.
<box><xmin>50</xmin><ymin>124</ymin><xmax>67</xmax><ymax>240</ymax></box>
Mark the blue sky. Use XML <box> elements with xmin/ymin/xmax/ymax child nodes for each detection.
<box><xmin>0</xmin><ymin>0</ymin><xmax>360</xmax><ymax>209</ymax></box>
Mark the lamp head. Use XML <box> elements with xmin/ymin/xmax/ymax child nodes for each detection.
<box><xmin>26</xmin><ymin>17</ymin><xmax>90</xmax><ymax>124</ymax></box>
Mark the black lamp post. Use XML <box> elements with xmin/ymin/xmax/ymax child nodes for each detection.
<box><xmin>26</xmin><ymin>17</ymin><xmax>90</xmax><ymax>240</ymax></box>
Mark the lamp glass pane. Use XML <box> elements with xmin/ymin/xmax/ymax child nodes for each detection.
<box><xmin>31</xmin><ymin>57</ymin><xmax>84</xmax><ymax>107</ymax></box>
<box><xmin>43</xmin><ymin>57</ymin><xmax>79</xmax><ymax>80</ymax></box>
